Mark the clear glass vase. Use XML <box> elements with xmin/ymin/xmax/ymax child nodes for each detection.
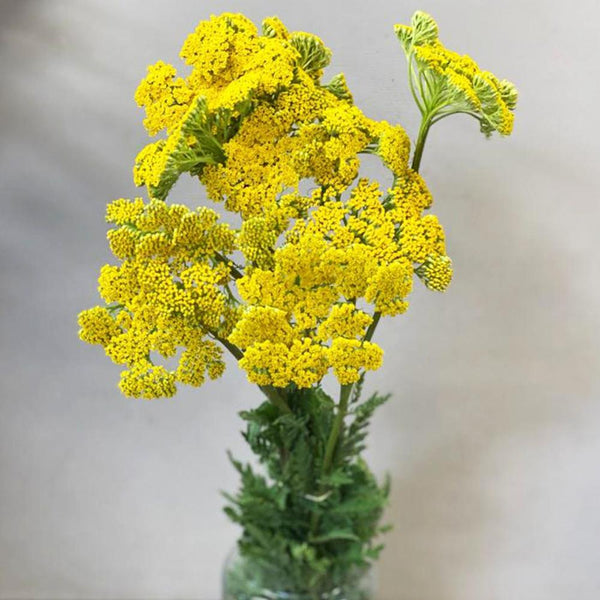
<box><xmin>222</xmin><ymin>545</ymin><xmax>376</xmax><ymax>600</ymax></box>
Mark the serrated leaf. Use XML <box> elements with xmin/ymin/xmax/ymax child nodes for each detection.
<box><xmin>290</xmin><ymin>32</ymin><xmax>332</xmax><ymax>75</ymax></box>
<box><xmin>321</xmin><ymin>469</ymin><xmax>354</xmax><ymax>487</ymax></box>
<box><xmin>309</xmin><ymin>530</ymin><xmax>360</xmax><ymax>544</ymax></box>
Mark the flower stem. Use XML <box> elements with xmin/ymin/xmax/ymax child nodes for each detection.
<box><xmin>321</xmin><ymin>383</ymin><xmax>353</xmax><ymax>476</ymax></box>
<box><xmin>211</xmin><ymin>330</ymin><xmax>292</xmax><ymax>414</ymax></box>
<box><xmin>310</xmin><ymin>313</ymin><xmax>382</xmax><ymax>534</ymax></box>
<box><xmin>364</xmin><ymin>312</ymin><xmax>381</xmax><ymax>343</ymax></box>
<box><xmin>411</xmin><ymin>113</ymin><xmax>432</xmax><ymax>173</ymax></box>
<box><xmin>310</xmin><ymin>383</ymin><xmax>353</xmax><ymax>536</ymax></box>
<box><xmin>260</xmin><ymin>385</ymin><xmax>292</xmax><ymax>414</ymax></box>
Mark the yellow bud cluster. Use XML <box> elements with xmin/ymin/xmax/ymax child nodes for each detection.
<box><xmin>133</xmin><ymin>141</ymin><xmax>166</xmax><ymax>189</ymax></box>
<box><xmin>398</xmin><ymin>214</ymin><xmax>445</xmax><ymax>264</ymax></box>
<box><xmin>176</xmin><ymin>340</ymin><xmax>225</xmax><ymax>387</ymax></box>
<box><xmin>237</xmin><ymin>217</ymin><xmax>277</xmax><ymax>268</ymax></box>
<box><xmin>316</xmin><ymin>304</ymin><xmax>373</xmax><ymax>342</ymax></box>
<box><xmin>201</xmin><ymin>75</ymin><xmax>368</xmax><ymax>218</ymax></box>
<box><xmin>78</xmin><ymin>307</ymin><xmax>121</xmax><ymax>346</ymax></box>
<box><xmin>375</xmin><ymin>122</ymin><xmax>411</xmax><ymax>176</ymax></box>
<box><xmin>229</xmin><ymin>168</ymin><xmax>450</xmax><ymax>387</ymax></box>
<box><xmin>365</xmin><ymin>260</ymin><xmax>413</xmax><ymax>316</ymax></box>
<box><xmin>229</xmin><ymin>307</ymin><xmax>294</xmax><ymax>349</ymax></box>
<box><xmin>177</xmin><ymin>12</ymin><xmax>304</xmax><ymax>114</ymax></box>
<box><xmin>134</xmin><ymin>61</ymin><xmax>193</xmax><ymax>136</ymax></box>
<box><xmin>106</xmin><ymin>197</ymin><xmax>145</xmax><ymax>225</ymax></box>
<box><xmin>119</xmin><ymin>361</ymin><xmax>177</xmax><ymax>399</ymax></box>
<box><xmin>416</xmin><ymin>254</ymin><xmax>453</xmax><ymax>291</ymax></box>
<box><xmin>388</xmin><ymin>169</ymin><xmax>432</xmax><ymax>219</ymax></box>
<box><xmin>180</xmin><ymin>14</ymin><xmax>258</xmax><ymax>90</ymax></box>
<box><xmin>239</xmin><ymin>339</ymin><xmax>330</xmax><ymax>388</ymax></box>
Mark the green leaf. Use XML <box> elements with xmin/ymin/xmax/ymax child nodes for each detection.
<box><xmin>321</xmin><ymin>469</ymin><xmax>354</xmax><ymax>487</ymax></box>
<box><xmin>323</xmin><ymin>73</ymin><xmax>353</xmax><ymax>104</ymax></box>
<box><xmin>309</xmin><ymin>529</ymin><xmax>360</xmax><ymax>544</ymax></box>
<box><xmin>410</xmin><ymin>11</ymin><xmax>439</xmax><ymax>46</ymax></box>
<box><xmin>290</xmin><ymin>32</ymin><xmax>332</xmax><ymax>76</ymax></box>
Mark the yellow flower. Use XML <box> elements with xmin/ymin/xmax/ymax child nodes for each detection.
<box><xmin>237</xmin><ymin>217</ymin><xmax>277</xmax><ymax>268</ymax></box>
<box><xmin>365</xmin><ymin>260</ymin><xmax>413</xmax><ymax>316</ymax></box>
<box><xmin>176</xmin><ymin>340</ymin><xmax>225</xmax><ymax>387</ymax></box>
<box><xmin>316</xmin><ymin>304</ymin><xmax>372</xmax><ymax>342</ymax></box>
<box><xmin>134</xmin><ymin>61</ymin><xmax>193</xmax><ymax>136</ymax></box>
<box><xmin>229</xmin><ymin>307</ymin><xmax>295</xmax><ymax>349</ymax></box>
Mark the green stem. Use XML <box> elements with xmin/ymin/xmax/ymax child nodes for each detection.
<box><xmin>411</xmin><ymin>113</ymin><xmax>433</xmax><ymax>173</ymax></box>
<box><xmin>211</xmin><ymin>332</ymin><xmax>244</xmax><ymax>361</ymax></box>
<box><xmin>214</xmin><ymin>252</ymin><xmax>244</xmax><ymax>280</ymax></box>
<box><xmin>364</xmin><ymin>312</ymin><xmax>381</xmax><ymax>343</ymax></box>
<box><xmin>310</xmin><ymin>383</ymin><xmax>353</xmax><ymax>536</ymax></box>
<box><xmin>308</xmin><ymin>312</ymin><xmax>383</xmax><ymax>537</ymax></box>
<box><xmin>211</xmin><ymin>330</ymin><xmax>292</xmax><ymax>415</ymax></box>
<box><xmin>259</xmin><ymin>385</ymin><xmax>292</xmax><ymax>415</ymax></box>
<box><xmin>321</xmin><ymin>383</ymin><xmax>353</xmax><ymax>476</ymax></box>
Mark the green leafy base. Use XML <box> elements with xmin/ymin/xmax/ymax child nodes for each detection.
<box><xmin>223</xmin><ymin>549</ymin><xmax>373</xmax><ymax>599</ymax></box>
<box><xmin>223</xmin><ymin>385</ymin><xmax>389</xmax><ymax>598</ymax></box>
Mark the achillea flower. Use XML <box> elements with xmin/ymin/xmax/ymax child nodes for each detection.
<box><xmin>79</xmin><ymin>12</ymin><xmax>484</xmax><ymax>397</ymax></box>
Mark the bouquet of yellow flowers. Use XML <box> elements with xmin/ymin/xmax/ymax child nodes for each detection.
<box><xmin>78</xmin><ymin>11</ymin><xmax>516</xmax><ymax>599</ymax></box>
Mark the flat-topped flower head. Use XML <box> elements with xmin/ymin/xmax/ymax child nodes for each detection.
<box><xmin>78</xmin><ymin>197</ymin><xmax>237</xmax><ymax>398</ymax></box>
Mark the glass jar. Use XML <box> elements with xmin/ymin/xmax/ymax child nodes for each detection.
<box><xmin>222</xmin><ymin>545</ymin><xmax>376</xmax><ymax>600</ymax></box>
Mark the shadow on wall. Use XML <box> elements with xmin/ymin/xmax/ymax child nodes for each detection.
<box><xmin>0</xmin><ymin>0</ymin><xmax>35</xmax><ymax>40</ymax></box>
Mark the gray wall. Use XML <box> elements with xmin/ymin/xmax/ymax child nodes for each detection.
<box><xmin>1</xmin><ymin>1</ymin><xmax>599</xmax><ymax>598</ymax></box>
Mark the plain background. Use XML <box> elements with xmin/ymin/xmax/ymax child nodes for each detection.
<box><xmin>1</xmin><ymin>0</ymin><xmax>599</xmax><ymax>598</ymax></box>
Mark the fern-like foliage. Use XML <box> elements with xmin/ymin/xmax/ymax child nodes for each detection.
<box><xmin>224</xmin><ymin>386</ymin><xmax>390</xmax><ymax>596</ymax></box>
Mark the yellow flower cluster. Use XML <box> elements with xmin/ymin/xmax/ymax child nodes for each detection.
<box><xmin>134</xmin><ymin>61</ymin><xmax>193</xmax><ymax>136</ymax></box>
<box><xmin>135</xmin><ymin>13</ymin><xmax>297</xmax><ymax>138</ymax></box>
<box><xmin>200</xmin><ymin>71</ymin><xmax>383</xmax><ymax>218</ymax></box>
<box><xmin>81</xmin><ymin>13</ymin><xmax>462</xmax><ymax>398</ymax></box>
<box><xmin>230</xmin><ymin>173</ymin><xmax>451</xmax><ymax>386</ymax></box>
<box><xmin>181</xmin><ymin>14</ymin><xmax>299</xmax><ymax>111</ymax></box>
<box><xmin>78</xmin><ymin>198</ymin><xmax>237</xmax><ymax>398</ymax></box>
<box><xmin>375</xmin><ymin>122</ymin><xmax>411</xmax><ymax>175</ymax></box>
<box><xmin>329</xmin><ymin>339</ymin><xmax>383</xmax><ymax>386</ymax></box>
<box><xmin>395</xmin><ymin>11</ymin><xmax>517</xmax><ymax>136</ymax></box>
<box><xmin>237</xmin><ymin>218</ymin><xmax>278</xmax><ymax>269</ymax></box>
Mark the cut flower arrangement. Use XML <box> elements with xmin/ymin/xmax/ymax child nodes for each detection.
<box><xmin>78</xmin><ymin>11</ymin><xmax>516</xmax><ymax>600</ymax></box>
